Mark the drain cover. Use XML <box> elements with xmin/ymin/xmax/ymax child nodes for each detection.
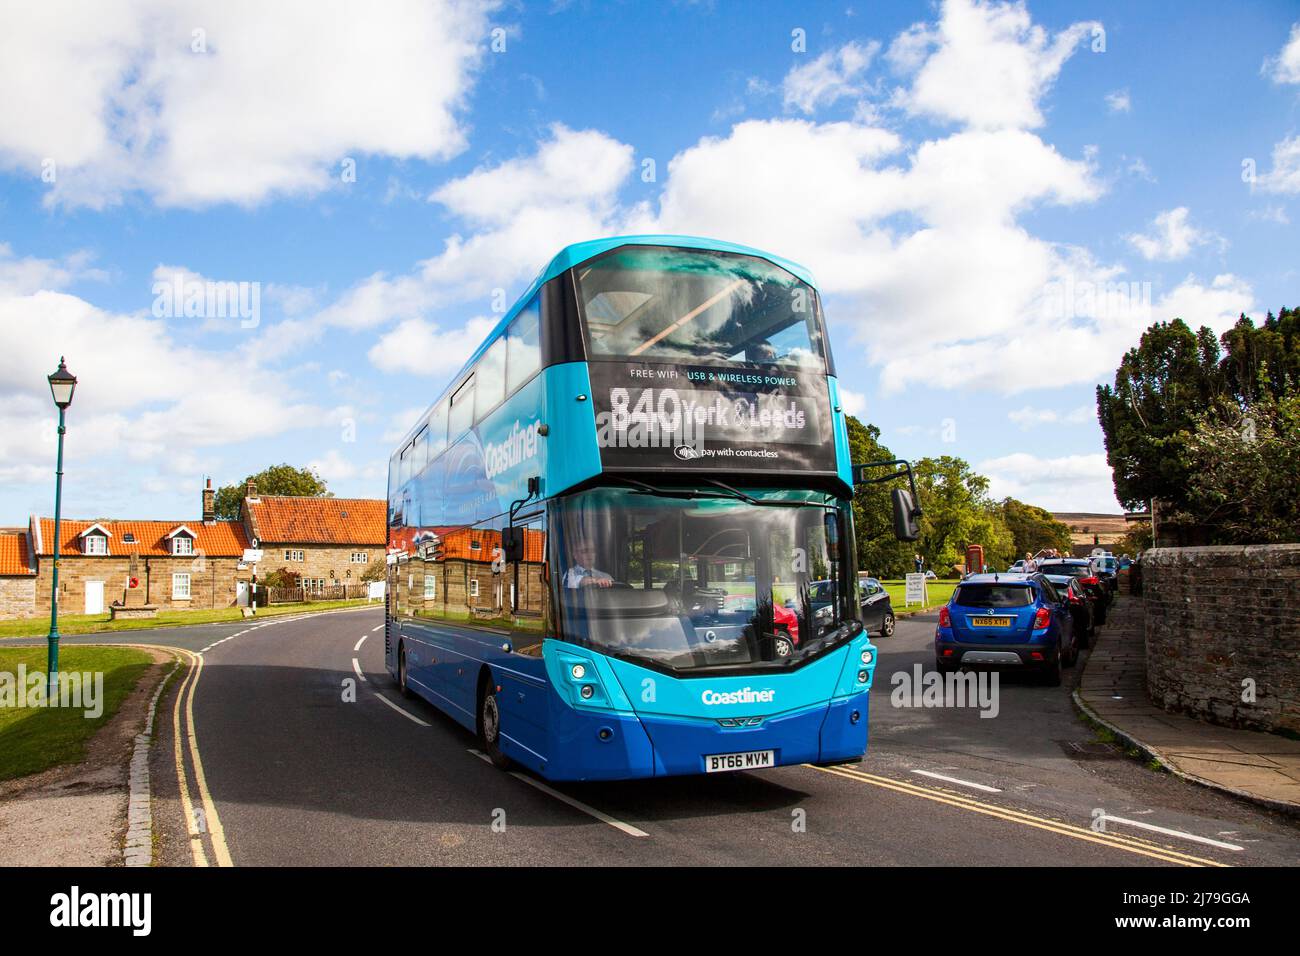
<box><xmin>1059</xmin><ymin>740</ymin><xmax>1122</xmax><ymax>759</ymax></box>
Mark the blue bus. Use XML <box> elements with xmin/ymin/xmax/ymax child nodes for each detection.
<box><xmin>385</xmin><ymin>235</ymin><xmax>915</xmax><ymax>780</ymax></box>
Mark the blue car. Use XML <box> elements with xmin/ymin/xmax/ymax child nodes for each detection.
<box><xmin>934</xmin><ymin>573</ymin><xmax>1078</xmax><ymax>686</ymax></box>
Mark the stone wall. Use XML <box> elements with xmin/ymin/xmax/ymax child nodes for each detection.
<box><xmin>0</xmin><ymin>576</ymin><xmax>37</xmax><ymax>618</ymax></box>
<box><xmin>34</xmin><ymin>555</ymin><xmax>249</xmax><ymax>615</ymax></box>
<box><xmin>1144</xmin><ymin>544</ymin><xmax>1300</xmax><ymax>735</ymax></box>
<box><xmin>255</xmin><ymin>545</ymin><xmax>384</xmax><ymax>588</ymax></box>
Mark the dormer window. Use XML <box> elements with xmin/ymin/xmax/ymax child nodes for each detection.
<box><xmin>165</xmin><ymin>526</ymin><xmax>196</xmax><ymax>556</ymax></box>
<box><xmin>78</xmin><ymin>523</ymin><xmax>112</xmax><ymax>555</ymax></box>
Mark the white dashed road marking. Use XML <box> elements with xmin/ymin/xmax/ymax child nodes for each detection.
<box><xmin>352</xmin><ymin>657</ymin><xmax>367</xmax><ymax>682</ymax></box>
<box><xmin>468</xmin><ymin>749</ymin><xmax>649</xmax><ymax>838</ymax></box>
<box><xmin>373</xmin><ymin>692</ymin><xmax>431</xmax><ymax>726</ymax></box>
<box><xmin>354</xmin><ymin>635</ymin><xmax>368</xmax><ymax>652</ymax></box>
<box><xmin>911</xmin><ymin>769</ymin><xmax>1002</xmax><ymax>793</ymax></box>
<box><xmin>1099</xmin><ymin>814</ymin><xmax>1244</xmax><ymax>851</ymax></box>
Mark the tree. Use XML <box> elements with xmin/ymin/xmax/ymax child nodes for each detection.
<box><xmin>214</xmin><ymin>464</ymin><xmax>331</xmax><ymax>520</ymax></box>
<box><xmin>1096</xmin><ymin>319</ymin><xmax>1226</xmax><ymax>511</ymax></box>
<box><xmin>913</xmin><ymin>456</ymin><xmax>1014</xmax><ymax>573</ymax></box>
<box><xmin>1177</xmin><ymin>395</ymin><xmax>1300</xmax><ymax>543</ymax></box>
<box><xmin>1001</xmin><ymin>498</ymin><xmax>1073</xmax><ymax>557</ymax></box>
<box><xmin>844</xmin><ymin>416</ymin><xmax>914</xmax><ymax>579</ymax></box>
<box><xmin>360</xmin><ymin>559</ymin><xmax>387</xmax><ymax>583</ymax></box>
<box><xmin>1097</xmin><ymin>308</ymin><xmax>1300</xmax><ymax>543</ymax></box>
<box><xmin>1114</xmin><ymin>521</ymin><xmax>1152</xmax><ymax>556</ymax></box>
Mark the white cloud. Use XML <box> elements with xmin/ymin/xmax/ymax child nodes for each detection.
<box><xmin>1126</xmin><ymin>207</ymin><xmax>1214</xmax><ymax>261</ymax></box>
<box><xmin>839</xmin><ymin>387</ymin><xmax>869</xmax><ymax>418</ymax></box>
<box><xmin>1259</xmin><ymin>135</ymin><xmax>1300</xmax><ymax>195</ymax></box>
<box><xmin>0</xmin><ymin>0</ymin><xmax>493</xmax><ymax>208</ymax></box>
<box><xmin>0</xmin><ymin>246</ymin><xmax>322</xmax><ymax>501</ymax></box>
<box><xmin>1105</xmin><ymin>89</ymin><xmax>1131</xmax><ymax>113</ymax></box>
<box><xmin>1264</xmin><ymin>22</ymin><xmax>1300</xmax><ymax>84</ymax></box>
<box><xmin>1157</xmin><ymin>273</ymin><xmax>1254</xmax><ymax>335</ymax></box>
<box><xmin>782</xmin><ymin>41</ymin><xmax>880</xmax><ymax>114</ymax></box>
<box><xmin>367</xmin><ymin>315</ymin><xmax>498</xmax><ymax>376</ymax></box>
<box><xmin>888</xmin><ymin>0</ymin><xmax>1099</xmax><ymax>129</ymax></box>
<box><xmin>977</xmin><ymin>452</ymin><xmax>1118</xmax><ymax>512</ymax></box>
<box><xmin>308</xmin><ymin>448</ymin><xmax>385</xmax><ymax>484</ymax></box>
<box><xmin>1008</xmin><ymin>403</ymin><xmax>1094</xmax><ymax>429</ymax></box>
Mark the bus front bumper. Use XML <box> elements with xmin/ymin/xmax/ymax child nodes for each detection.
<box><xmin>533</xmin><ymin>690</ymin><xmax>872</xmax><ymax>781</ymax></box>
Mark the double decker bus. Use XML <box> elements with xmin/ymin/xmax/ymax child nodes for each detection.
<box><xmin>385</xmin><ymin>235</ymin><xmax>913</xmax><ymax>780</ymax></box>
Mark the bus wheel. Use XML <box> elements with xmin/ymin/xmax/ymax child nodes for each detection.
<box><xmin>397</xmin><ymin>644</ymin><xmax>411</xmax><ymax>698</ymax></box>
<box><xmin>478</xmin><ymin>680</ymin><xmax>511</xmax><ymax>769</ymax></box>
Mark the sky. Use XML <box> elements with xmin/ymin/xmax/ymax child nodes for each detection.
<box><xmin>0</xmin><ymin>0</ymin><xmax>1297</xmax><ymax>523</ymax></box>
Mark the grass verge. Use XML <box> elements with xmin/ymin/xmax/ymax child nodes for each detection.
<box><xmin>0</xmin><ymin>645</ymin><xmax>153</xmax><ymax>781</ymax></box>
<box><xmin>0</xmin><ymin>598</ymin><xmax>378</xmax><ymax>640</ymax></box>
<box><xmin>879</xmin><ymin>579</ymin><xmax>958</xmax><ymax>614</ymax></box>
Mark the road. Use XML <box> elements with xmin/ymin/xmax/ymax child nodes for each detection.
<box><xmin>29</xmin><ymin>605</ymin><xmax>1300</xmax><ymax>866</ymax></box>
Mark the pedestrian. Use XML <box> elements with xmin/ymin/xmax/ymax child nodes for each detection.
<box><xmin>1023</xmin><ymin>551</ymin><xmax>1037</xmax><ymax>572</ymax></box>
<box><xmin>914</xmin><ymin>553</ymin><xmax>923</xmax><ymax>573</ymax></box>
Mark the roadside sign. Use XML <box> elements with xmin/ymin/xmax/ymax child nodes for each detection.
<box><xmin>242</xmin><ymin>548</ymin><xmax>264</xmax><ymax>563</ymax></box>
<box><xmin>905</xmin><ymin>572</ymin><xmax>928</xmax><ymax>607</ymax></box>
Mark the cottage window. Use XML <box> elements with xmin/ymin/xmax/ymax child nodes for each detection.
<box><xmin>84</xmin><ymin>535</ymin><xmax>108</xmax><ymax>555</ymax></box>
<box><xmin>469</xmin><ymin>578</ymin><xmax>480</xmax><ymax>598</ymax></box>
<box><xmin>172</xmin><ymin>573</ymin><xmax>191</xmax><ymax>600</ymax></box>
<box><xmin>173</xmin><ymin>536</ymin><xmax>194</xmax><ymax>556</ymax></box>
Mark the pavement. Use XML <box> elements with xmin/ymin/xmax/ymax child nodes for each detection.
<box><xmin>15</xmin><ymin>603</ymin><xmax>1300</xmax><ymax>866</ymax></box>
<box><xmin>1075</xmin><ymin>594</ymin><xmax>1300</xmax><ymax>814</ymax></box>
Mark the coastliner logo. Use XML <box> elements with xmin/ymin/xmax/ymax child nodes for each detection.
<box><xmin>701</xmin><ymin>687</ymin><xmax>775</xmax><ymax>706</ymax></box>
<box><xmin>483</xmin><ymin>419</ymin><xmax>542</xmax><ymax>480</ymax></box>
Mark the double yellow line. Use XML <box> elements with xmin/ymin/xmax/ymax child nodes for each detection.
<box><xmin>808</xmin><ymin>763</ymin><xmax>1228</xmax><ymax>867</ymax></box>
<box><xmin>171</xmin><ymin>648</ymin><xmax>234</xmax><ymax>867</ymax></box>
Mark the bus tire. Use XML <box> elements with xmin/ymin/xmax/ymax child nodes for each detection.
<box><xmin>397</xmin><ymin>643</ymin><xmax>411</xmax><ymax>698</ymax></box>
<box><xmin>478</xmin><ymin>675</ymin><xmax>511</xmax><ymax>770</ymax></box>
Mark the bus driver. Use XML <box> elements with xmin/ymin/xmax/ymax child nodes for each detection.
<box><xmin>563</xmin><ymin>536</ymin><xmax>614</xmax><ymax>589</ymax></box>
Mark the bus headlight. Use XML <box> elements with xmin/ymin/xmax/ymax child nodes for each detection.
<box><xmin>580</xmin><ymin>684</ymin><xmax>595</xmax><ymax>699</ymax></box>
<box><xmin>857</xmin><ymin>670</ymin><xmax>869</xmax><ymax>683</ymax></box>
<box><xmin>571</xmin><ymin>663</ymin><xmax>586</xmax><ymax>680</ymax></box>
<box><xmin>860</xmin><ymin>649</ymin><xmax>874</xmax><ymax>665</ymax></box>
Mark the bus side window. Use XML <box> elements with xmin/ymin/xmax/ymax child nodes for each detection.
<box><xmin>506</xmin><ymin>297</ymin><xmax>541</xmax><ymax>393</ymax></box>
<box><xmin>476</xmin><ymin>337</ymin><xmax>507</xmax><ymax>421</ymax></box>
<box><xmin>509</xmin><ymin>514</ymin><xmax>548</xmax><ymax>657</ymax></box>
<box><xmin>449</xmin><ymin>375</ymin><xmax>475</xmax><ymax>439</ymax></box>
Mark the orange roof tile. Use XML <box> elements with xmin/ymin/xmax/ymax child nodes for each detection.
<box><xmin>0</xmin><ymin>531</ymin><xmax>34</xmax><ymax>576</ymax></box>
<box><xmin>33</xmin><ymin>518</ymin><xmax>250</xmax><ymax>557</ymax></box>
<box><xmin>245</xmin><ymin>497</ymin><xmax>386</xmax><ymax>546</ymax></box>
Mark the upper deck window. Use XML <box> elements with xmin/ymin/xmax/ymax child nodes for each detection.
<box><xmin>576</xmin><ymin>246</ymin><xmax>826</xmax><ymax>369</ymax></box>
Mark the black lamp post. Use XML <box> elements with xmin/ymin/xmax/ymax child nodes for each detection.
<box><xmin>46</xmin><ymin>358</ymin><xmax>76</xmax><ymax>695</ymax></box>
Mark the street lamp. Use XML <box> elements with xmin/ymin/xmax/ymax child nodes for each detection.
<box><xmin>46</xmin><ymin>358</ymin><xmax>76</xmax><ymax>696</ymax></box>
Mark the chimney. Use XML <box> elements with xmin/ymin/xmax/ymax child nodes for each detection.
<box><xmin>245</xmin><ymin>478</ymin><xmax>258</xmax><ymax>501</ymax></box>
<box><xmin>202</xmin><ymin>477</ymin><xmax>215</xmax><ymax>523</ymax></box>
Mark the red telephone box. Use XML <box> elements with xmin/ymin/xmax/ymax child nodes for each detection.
<box><xmin>965</xmin><ymin>544</ymin><xmax>985</xmax><ymax>576</ymax></box>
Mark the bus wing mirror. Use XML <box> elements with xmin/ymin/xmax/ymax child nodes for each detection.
<box><xmin>891</xmin><ymin>488</ymin><xmax>921</xmax><ymax>542</ymax></box>
<box><xmin>502</xmin><ymin>526</ymin><xmax>525</xmax><ymax>564</ymax></box>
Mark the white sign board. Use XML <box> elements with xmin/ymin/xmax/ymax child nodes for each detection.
<box><xmin>367</xmin><ymin>581</ymin><xmax>386</xmax><ymax>601</ymax></box>
<box><xmin>904</xmin><ymin>573</ymin><xmax>928</xmax><ymax>607</ymax></box>
<box><xmin>242</xmin><ymin>549</ymin><xmax>264</xmax><ymax>563</ymax></box>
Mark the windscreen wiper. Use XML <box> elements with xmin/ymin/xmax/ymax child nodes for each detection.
<box><xmin>701</xmin><ymin>479</ymin><xmax>831</xmax><ymax>509</ymax></box>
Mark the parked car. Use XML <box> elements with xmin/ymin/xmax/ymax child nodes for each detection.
<box><xmin>923</xmin><ymin>569</ymin><xmax>937</xmax><ymax>580</ymax></box>
<box><xmin>1008</xmin><ymin>560</ymin><xmax>1027</xmax><ymax>573</ymax></box>
<box><xmin>1041</xmin><ymin>573</ymin><xmax>1096</xmax><ymax>647</ymax></box>
<box><xmin>859</xmin><ymin>576</ymin><xmax>896</xmax><ymax>637</ymax></box>
<box><xmin>1035</xmin><ymin>558</ymin><xmax>1110</xmax><ymax>624</ymax></box>
<box><xmin>934</xmin><ymin>573</ymin><xmax>1077</xmax><ymax>686</ymax></box>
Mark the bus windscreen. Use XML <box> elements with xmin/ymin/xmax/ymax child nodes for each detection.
<box><xmin>576</xmin><ymin>246</ymin><xmax>826</xmax><ymax>368</ymax></box>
